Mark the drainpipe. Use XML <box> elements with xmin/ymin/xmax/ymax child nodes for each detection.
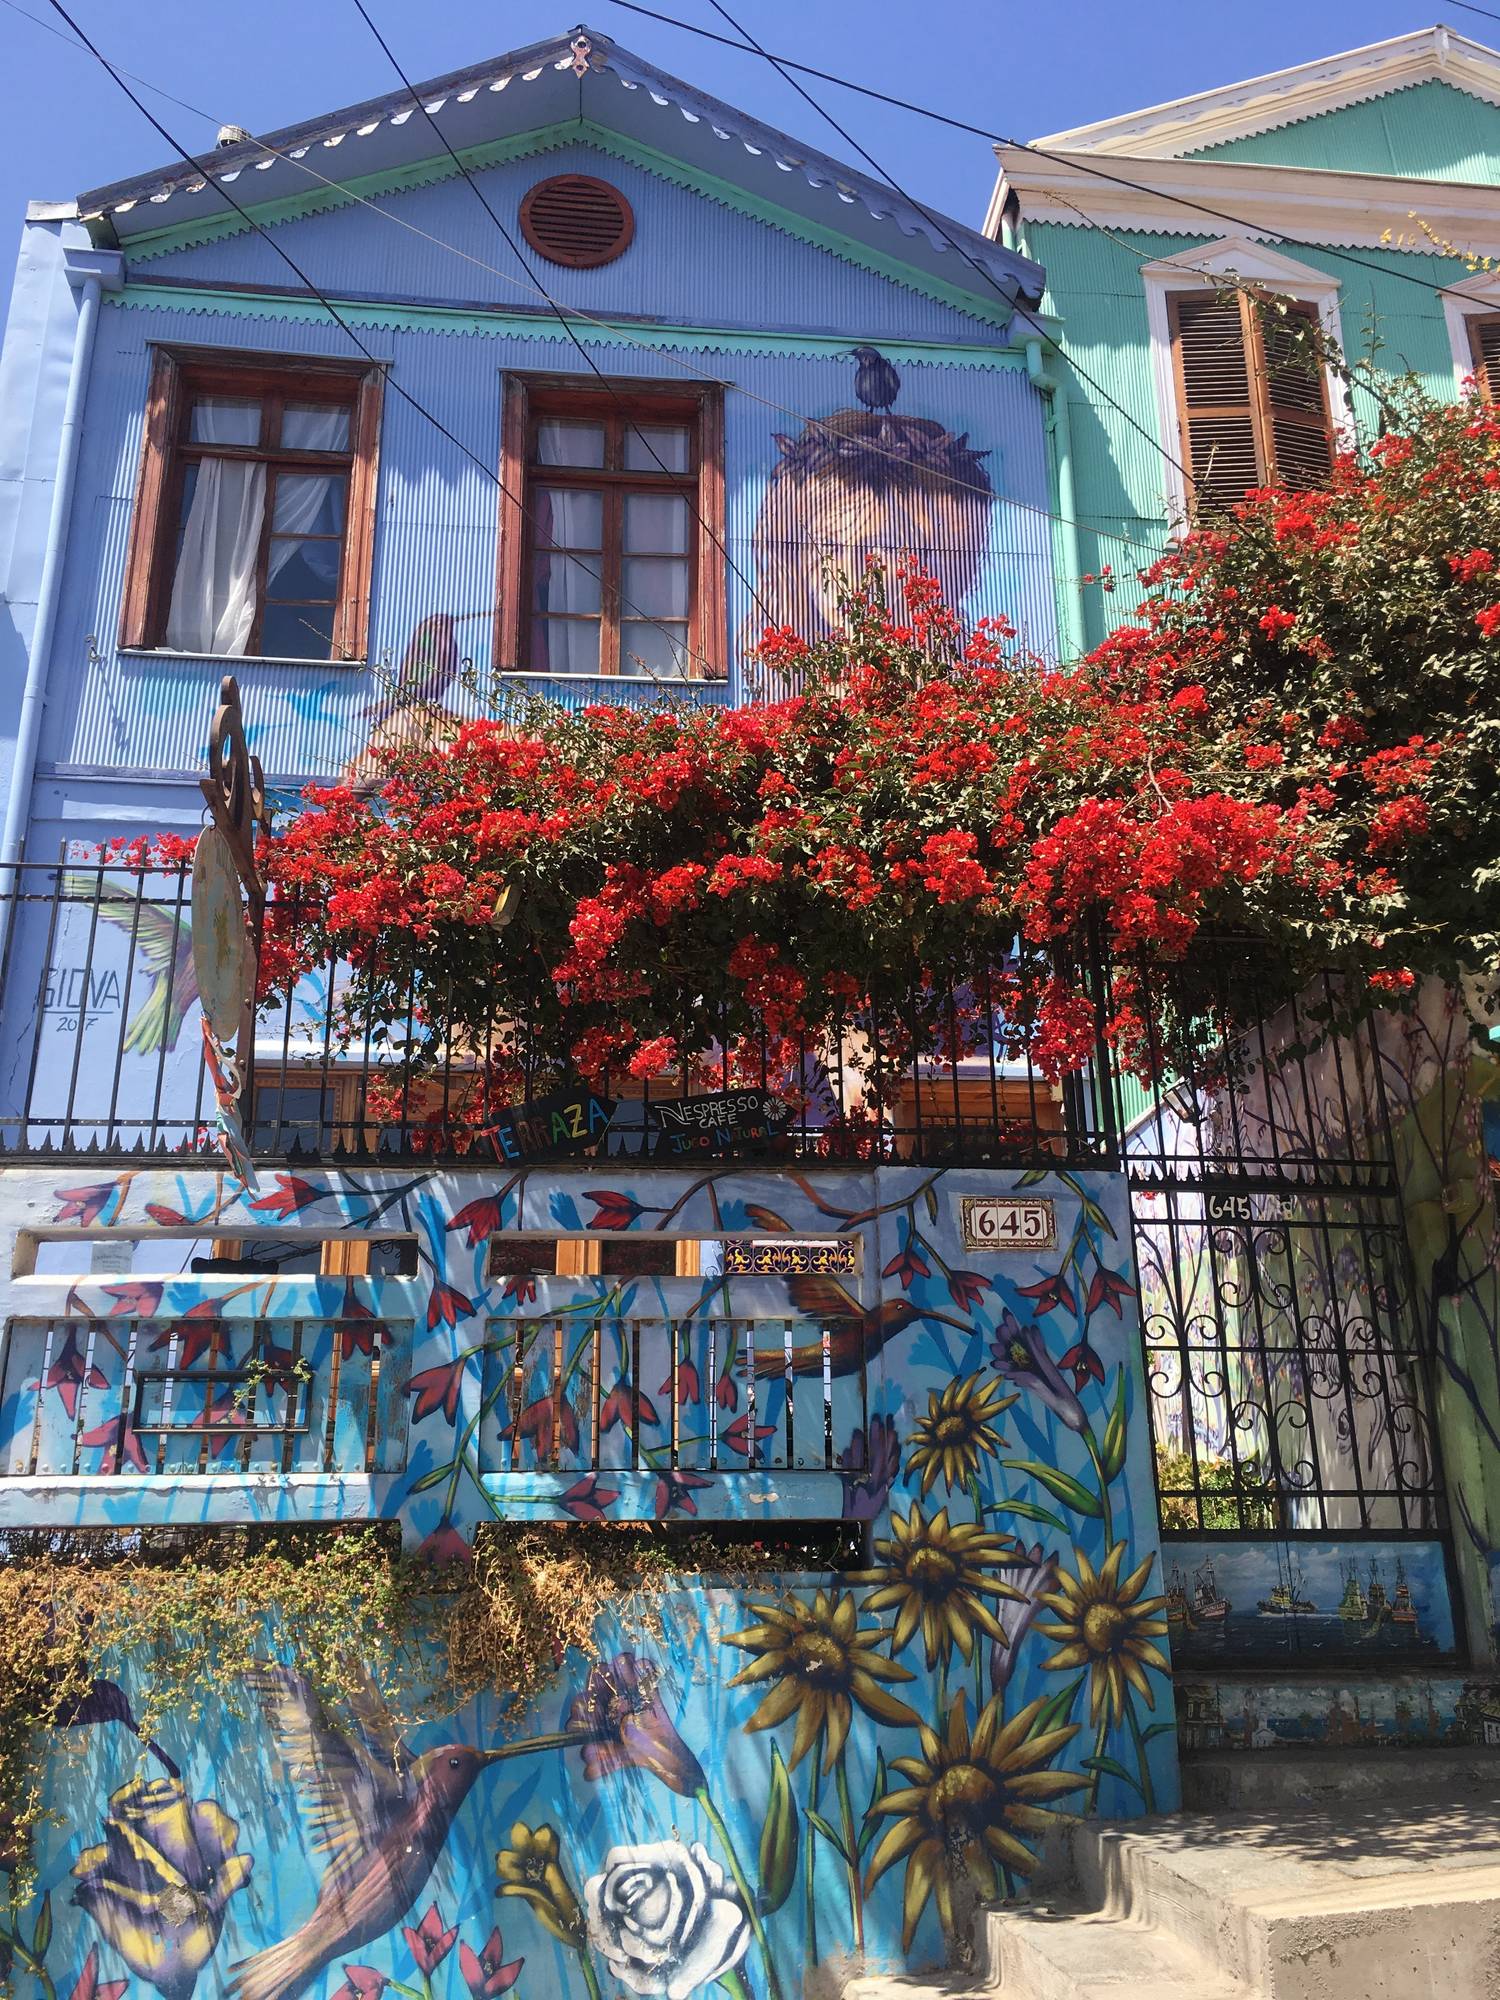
<box><xmin>0</xmin><ymin>242</ymin><xmax>122</xmax><ymax>967</ymax></box>
<box><xmin>1024</xmin><ymin>337</ymin><xmax>1087</xmax><ymax>665</ymax></box>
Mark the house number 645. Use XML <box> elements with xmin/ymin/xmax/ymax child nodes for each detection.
<box><xmin>959</xmin><ymin>1195</ymin><xmax>1057</xmax><ymax>1253</ymax></box>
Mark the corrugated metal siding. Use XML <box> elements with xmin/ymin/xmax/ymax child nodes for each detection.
<box><xmin>1186</xmin><ymin>81</ymin><xmax>1500</xmax><ymax>183</ymax></box>
<box><xmin>46</xmin><ymin>295</ymin><xmax>1052</xmax><ymax>784</ymax></box>
<box><xmin>132</xmin><ymin>142</ymin><xmax>1009</xmax><ymax>345</ymax></box>
<box><xmin>1023</xmin><ymin>217</ymin><xmax>1462</xmax><ymax>652</ymax></box>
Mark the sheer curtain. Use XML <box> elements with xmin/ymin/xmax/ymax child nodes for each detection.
<box><xmin>265</xmin><ymin>405</ymin><xmax>347</xmax><ymax>593</ymax></box>
<box><xmin>165</xmin><ymin>403</ymin><xmax>265</xmax><ymax>656</ymax></box>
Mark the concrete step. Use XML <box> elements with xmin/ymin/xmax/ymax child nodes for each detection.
<box><xmin>1071</xmin><ymin>1802</ymin><xmax>1500</xmax><ymax>1999</ymax></box>
<box><xmin>980</xmin><ymin>1897</ymin><xmax>1250</xmax><ymax>1999</ymax></box>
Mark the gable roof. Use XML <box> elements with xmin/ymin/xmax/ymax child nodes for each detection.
<box><xmin>60</xmin><ymin>23</ymin><xmax>1042</xmax><ymax>309</ymax></box>
<box><xmin>1031</xmin><ymin>24</ymin><xmax>1500</xmax><ymax>159</ymax></box>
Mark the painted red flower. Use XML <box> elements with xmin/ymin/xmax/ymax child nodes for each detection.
<box><xmin>584</xmin><ymin>1189</ymin><xmax>648</xmax><ymax>1230</ymax></box>
<box><xmin>42</xmin><ymin>1330</ymin><xmax>107</xmax><ymax>1420</ymax></box>
<box><xmin>54</xmin><ymin>1183</ymin><xmax>121</xmax><ymax>1226</ymax></box>
<box><xmin>517</xmin><ymin>1395</ymin><xmax>581</xmax><ymax>1459</ymax></box>
<box><xmin>458</xmin><ymin>1930</ymin><xmax>522</xmax><ymax>2000</ymax></box>
<box><xmin>417</xmin><ymin>1525</ymin><xmax>473</xmax><ymax>1568</ymax></box>
<box><xmin>723</xmin><ymin>1412</ymin><xmax>776</xmax><ymax>1457</ymax></box>
<box><xmin>78</xmin><ymin>1415</ymin><xmax>148</xmax><ymax>1474</ymax></box>
<box><xmin>1015</xmin><ymin>1272</ymin><xmax>1078</xmax><ymax>1317</ymax></box>
<box><xmin>1084</xmin><ymin>1265</ymin><xmax>1135</xmax><ymax>1318</ymax></box>
<box><xmin>67</xmin><ymin>1946</ymin><xmax>129</xmax><ymax>2000</ymax></box>
<box><xmin>149</xmin><ymin>1299</ymin><xmax>224</xmax><ymax>1370</ymax></box>
<box><xmin>653</xmin><ymin>1469</ymin><xmax>711</xmax><ymax>1518</ymax></box>
<box><xmin>947</xmin><ymin>1270</ymin><xmax>989</xmax><ymax>1312</ymax></box>
<box><xmin>881</xmin><ymin>1240</ymin><xmax>931</xmax><ymax>1289</ymax></box>
<box><xmin>448</xmin><ymin>1193</ymin><xmax>509</xmax><ymax>1248</ymax></box>
<box><xmin>144</xmin><ymin>1203</ymin><xmax>188</xmax><ymax>1227</ymax></box>
<box><xmin>403</xmin><ymin>1905</ymin><xmax>458</xmax><ymax>1976</ymax></box>
<box><xmin>599</xmin><ymin>1379</ymin><xmax>660</xmax><ymax>1437</ymax></box>
<box><xmin>426</xmin><ymin>1281</ymin><xmax>475</xmax><ymax>1331</ymax></box>
<box><xmin>1059</xmin><ymin>1340</ymin><xmax>1106</xmax><ymax>1390</ymax></box>
<box><xmin>100</xmin><ymin>1281</ymin><xmax>164</xmax><ymax>1317</ymax></box>
<box><xmin>500</xmin><ymin>1274</ymin><xmax>538</xmax><ymax>1307</ymax></box>
<box><xmin>336</xmin><ymin>1285</ymin><xmax>390</xmax><ymax>1361</ymax></box>
<box><xmin>714</xmin><ymin>1370</ymin><xmax>739</xmax><ymax>1411</ymax></box>
<box><xmin>409</xmin><ymin>1358</ymin><xmax>466</xmax><ymax>1424</ymax></box>
<box><xmin>661</xmin><ymin>1360</ymin><xmax>701</xmax><ymax>1405</ymax></box>
<box><xmin>560</xmin><ymin>1473</ymin><xmax>620</xmax><ymax>1523</ymax></box>
<box><xmin>249</xmin><ymin>1173</ymin><xmax>323</xmax><ymax>1220</ymax></box>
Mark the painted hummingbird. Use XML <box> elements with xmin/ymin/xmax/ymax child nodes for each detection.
<box><xmin>63</xmin><ymin>875</ymin><xmax>197</xmax><ymax>1057</ymax></box>
<box><xmin>754</xmin><ymin>1274</ymin><xmax>971</xmax><ymax>1381</ymax></box>
<box><xmin>227</xmin><ymin>1667</ymin><xmax>577</xmax><ymax>2000</ymax></box>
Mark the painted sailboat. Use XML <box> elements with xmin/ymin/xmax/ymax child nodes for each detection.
<box><xmin>1192</xmin><ymin>1561</ymin><xmax>1231</xmax><ymax>1622</ymax></box>
<box><xmin>1391</xmin><ymin>1558</ymin><xmax>1419</xmax><ymax>1629</ymax></box>
<box><xmin>1338</xmin><ymin>1562</ymin><xmax>1367</xmax><ymax>1622</ymax></box>
<box><xmin>1258</xmin><ymin>1562</ymin><xmax>1316</xmax><ymax>1616</ymax></box>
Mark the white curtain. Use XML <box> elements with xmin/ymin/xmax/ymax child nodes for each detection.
<box><xmin>165</xmin><ymin>402</ymin><xmax>265</xmax><ymax>656</ymax></box>
<box><xmin>265</xmin><ymin>406</ymin><xmax>347</xmax><ymax>591</ymax></box>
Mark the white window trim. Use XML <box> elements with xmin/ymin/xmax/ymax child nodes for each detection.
<box><xmin>1141</xmin><ymin>237</ymin><xmax>1347</xmax><ymax>527</ymax></box>
<box><xmin>1441</xmin><ymin>269</ymin><xmax>1500</xmax><ymax>395</ymax></box>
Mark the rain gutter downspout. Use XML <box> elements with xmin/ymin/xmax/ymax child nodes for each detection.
<box><xmin>1024</xmin><ymin>336</ymin><xmax>1087</xmax><ymax>665</ymax></box>
<box><xmin>0</xmin><ymin>243</ymin><xmax>122</xmax><ymax>967</ymax></box>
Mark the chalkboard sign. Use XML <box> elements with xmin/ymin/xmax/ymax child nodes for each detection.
<box><xmin>486</xmin><ymin>1087</ymin><xmax>618</xmax><ymax>1162</ymax></box>
<box><xmin>648</xmin><ymin>1089</ymin><xmax>789</xmax><ymax>1155</ymax></box>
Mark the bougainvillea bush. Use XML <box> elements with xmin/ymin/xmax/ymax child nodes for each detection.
<box><xmin>262</xmin><ymin>386</ymin><xmax>1496</xmax><ymax>1123</ymax></box>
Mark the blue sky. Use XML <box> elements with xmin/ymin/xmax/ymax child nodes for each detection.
<box><xmin>0</xmin><ymin>0</ymin><xmax>1479</xmax><ymax>295</ymax></box>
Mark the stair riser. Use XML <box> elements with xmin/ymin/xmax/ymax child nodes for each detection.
<box><xmin>1072</xmin><ymin>1828</ymin><xmax>1251</xmax><ymax>1979</ymax></box>
<box><xmin>1257</xmin><ymin>1903</ymin><xmax>1500</xmax><ymax>2000</ymax></box>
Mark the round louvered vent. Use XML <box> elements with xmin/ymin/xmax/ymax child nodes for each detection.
<box><xmin>520</xmin><ymin>175</ymin><xmax>635</xmax><ymax>268</ymax></box>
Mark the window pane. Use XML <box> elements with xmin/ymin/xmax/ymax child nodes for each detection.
<box><xmin>535</xmin><ymin>486</ymin><xmax>603</xmax><ymax>549</ymax></box>
<box><xmin>624</xmin><ymin>492</ymin><xmax>689</xmax><ymax>553</ymax></box>
<box><xmin>535</xmin><ymin>419</ymin><xmax>605</xmax><ymax>467</ymax></box>
<box><xmin>189</xmin><ymin>397</ymin><xmax>261</xmax><ymax>446</ymax></box>
<box><xmin>272</xmin><ymin>472</ymin><xmax>346</xmax><ymax>536</ymax></box>
<box><xmin>267</xmin><ymin>538</ymin><xmax>342</xmax><ymax>597</ymax></box>
<box><xmin>531</xmin><ymin>618</ymin><xmax>601</xmax><ymax>675</ymax></box>
<box><xmin>282</xmin><ymin>403</ymin><xmax>351</xmax><ymax>451</ymax></box>
<box><xmin>531</xmin><ymin>552</ymin><xmax>602</xmax><ymax>617</ymax></box>
<box><xmin>623</xmin><ymin>423</ymin><xmax>690</xmax><ymax>472</ymax></box>
<box><xmin>620</xmin><ymin>620</ymin><xmax>689</xmax><ymax>677</ymax></box>
<box><xmin>261</xmin><ymin>602</ymin><xmax>334</xmax><ymax>659</ymax></box>
<box><xmin>622</xmin><ymin>555</ymin><xmax>689</xmax><ymax>619</ymax></box>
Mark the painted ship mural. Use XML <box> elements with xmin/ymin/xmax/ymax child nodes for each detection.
<box><xmin>1167</xmin><ymin>1542</ymin><xmax>1455</xmax><ymax>1666</ymax></box>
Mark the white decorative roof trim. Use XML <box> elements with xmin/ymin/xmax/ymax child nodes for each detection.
<box><xmin>988</xmin><ymin>146</ymin><xmax>1500</xmax><ymax>259</ymax></box>
<box><xmin>1031</xmin><ymin>26</ymin><xmax>1500</xmax><ymax>159</ymax></box>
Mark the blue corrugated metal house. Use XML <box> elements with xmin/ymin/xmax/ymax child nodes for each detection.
<box><xmin>0</xmin><ymin>23</ymin><xmax>1051</xmax><ymax>859</ymax></box>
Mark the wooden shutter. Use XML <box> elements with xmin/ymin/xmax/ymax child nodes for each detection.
<box><xmin>1468</xmin><ymin>312</ymin><xmax>1500</xmax><ymax>400</ymax></box>
<box><xmin>1261</xmin><ymin>300</ymin><xmax>1335</xmax><ymax>491</ymax></box>
<box><xmin>1169</xmin><ymin>291</ymin><xmax>1262</xmax><ymax>513</ymax></box>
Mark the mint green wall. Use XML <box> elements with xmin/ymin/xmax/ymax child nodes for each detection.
<box><xmin>1021</xmin><ymin>218</ymin><xmax>1468</xmax><ymax>653</ymax></box>
<box><xmin>1187</xmin><ymin>80</ymin><xmax>1500</xmax><ymax>183</ymax></box>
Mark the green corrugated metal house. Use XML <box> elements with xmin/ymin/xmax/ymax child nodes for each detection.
<box><xmin>984</xmin><ymin>23</ymin><xmax>1500</xmax><ymax>656</ymax></box>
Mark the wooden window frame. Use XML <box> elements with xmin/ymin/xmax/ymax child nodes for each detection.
<box><xmin>495</xmin><ymin>372</ymin><xmax>726</xmax><ymax>681</ymax></box>
<box><xmin>1167</xmin><ymin>289</ymin><xmax>1334</xmax><ymax>512</ymax></box>
<box><xmin>119</xmin><ymin>344</ymin><xmax>383</xmax><ymax>661</ymax></box>
<box><xmin>1466</xmin><ymin>311</ymin><xmax>1500</xmax><ymax>401</ymax></box>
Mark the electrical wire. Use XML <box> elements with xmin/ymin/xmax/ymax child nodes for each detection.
<box><xmin>38</xmin><ymin>0</ymin><xmax>714</xmax><ymax>696</ymax></box>
<box><xmin>346</xmin><ymin>0</ymin><xmax>774</xmax><ymax>635</ymax></box>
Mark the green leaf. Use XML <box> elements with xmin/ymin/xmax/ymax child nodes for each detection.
<box><xmin>1002</xmin><ymin>1460</ymin><xmax>1103</xmax><ymax>1518</ymax></box>
<box><xmin>1031</xmin><ymin>1673</ymin><xmax>1084</xmax><ymax>1738</ymax></box>
<box><xmin>1080</xmin><ymin>1196</ymin><xmax>1118</xmax><ymax>1240</ymax></box>
<box><xmin>1140</xmin><ymin>1722</ymin><xmax>1177</xmax><ymax>1742</ymax></box>
<box><xmin>31</xmin><ymin>1893</ymin><xmax>51</xmax><ymax>1962</ymax></box>
<box><xmin>986</xmin><ymin>1497</ymin><xmax>1072</xmax><ymax>1535</ymax></box>
<box><xmin>409</xmin><ymin>1461</ymin><xmax>459</xmax><ymax>1493</ymax></box>
<box><xmin>1084</xmin><ymin>1755</ymin><xmax>1144</xmax><ymax>1798</ymax></box>
<box><xmin>804</xmin><ymin>1809</ymin><xmax>850</xmax><ymax>1863</ymax></box>
<box><xmin>923</xmin><ymin>1183</ymin><xmax>940</xmax><ymax>1224</ymax></box>
<box><xmin>1015</xmin><ymin>1168</ymin><xmax>1050</xmax><ymax>1188</ymax></box>
<box><xmin>1101</xmin><ymin>1370</ymin><xmax>1129</xmax><ymax>1484</ymax></box>
<box><xmin>860</xmin><ymin>1750</ymin><xmax>888</xmax><ymax>1855</ymax></box>
<box><xmin>757</xmin><ymin>1743</ymin><xmax>799</xmax><ymax>1914</ymax></box>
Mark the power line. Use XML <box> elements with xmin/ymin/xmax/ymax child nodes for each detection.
<box><xmin>38</xmin><ymin>0</ymin><xmax>713</xmax><ymax>695</ymax></box>
<box><xmin>346</xmin><ymin>0</ymin><xmax>774</xmax><ymax>635</ymax></box>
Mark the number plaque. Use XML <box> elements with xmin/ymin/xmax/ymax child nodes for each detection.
<box><xmin>958</xmin><ymin>1195</ymin><xmax>1057</xmax><ymax>1253</ymax></box>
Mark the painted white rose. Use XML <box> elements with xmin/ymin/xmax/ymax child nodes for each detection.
<box><xmin>584</xmin><ymin>1838</ymin><xmax>750</xmax><ymax>2000</ymax></box>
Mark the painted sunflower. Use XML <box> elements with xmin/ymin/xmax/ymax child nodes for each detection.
<box><xmin>1037</xmin><ymin>1542</ymin><xmax>1170</xmax><ymax>1725</ymax></box>
<box><xmin>905</xmin><ymin>1370</ymin><xmax>1016</xmax><ymax>1498</ymax></box>
<box><xmin>864</xmin><ymin>1690</ymin><xmax>1085</xmax><ymax>1948</ymax></box>
<box><xmin>724</xmin><ymin>1588</ymin><xmax>921</xmax><ymax>1772</ymax></box>
<box><xmin>855</xmin><ymin>1502</ymin><xmax>1025</xmax><ymax>1669</ymax></box>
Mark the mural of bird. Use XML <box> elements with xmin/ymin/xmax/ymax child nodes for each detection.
<box><xmin>62</xmin><ymin>876</ymin><xmax>197</xmax><ymax>1056</ymax></box>
<box><xmin>757</xmin><ymin>1274</ymin><xmax>971</xmax><ymax>1380</ymax></box>
<box><xmin>850</xmin><ymin>346</ymin><xmax>901</xmax><ymax>413</ymax></box>
<box><xmin>53</xmin><ymin>1675</ymin><xmax>180</xmax><ymax>1777</ymax></box>
<box><xmin>226</xmin><ymin>1666</ymin><xmax>562</xmax><ymax>2000</ymax></box>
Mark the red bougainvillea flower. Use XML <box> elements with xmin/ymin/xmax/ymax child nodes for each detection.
<box><xmin>67</xmin><ymin>1947</ymin><xmax>128</xmax><ymax>2000</ymax></box>
<box><xmin>458</xmin><ymin>1930</ymin><xmax>522</xmax><ymax>2000</ymax></box>
<box><xmin>1084</xmin><ymin>1266</ymin><xmax>1135</xmax><ymax>1318</ymax></box>
<box><xmin>403</xmin><ymin>1906</ymin><xmax>458</xmax><ymax>1976</ymax></box>
<box><xmin>1015</xmin><ymin>1272</ymin><xmax>1078</xmax><ymax>1317</ymax></box>
<box><xmin>42</xmin><ymin>1330</ymin><xmax>108</xmax><ymax>1420</ymax></box>
<box><xmin>882</xmin><ymin>1240</ymin><xmax>931</xmax><ymax>1290</ymax></box>
<box><xmin>560</xmin><ymin>1472</ymin><xmax>620</xmax><ymax>1523</ymax></box>
<box><xmin>653</xmin><ymin>1469</ymin><xmax>712</xmax><ymax>1518</ymax></box>
<box><xmin>1059</xmin><ymin>1340</ymin><xmax>1106</xmax><ymax>1390</ymax></box>
<box><xmin>408</xmin><ymin>1358</ymin><xmax>466</xmax><ymax>1424</ymax></box>
<box><xmin>54</xmin><ymin>1183</ymin><xmax>122</xmax><ymax>1227</ymax></box>
<box><xmin>426</xmin><ymin>1281</ymin><xmax>475</xmax><ymax>1331</ymax></box>
<box><xmin>448</xmin><ymin>1193</ymin><xmax>510</xmax><ymax>1247</ymax></box>
<box><xmin>249</xmin><ymin>1173</ymin><xmax>322</xmax><ymax>1220</ymax></box>
<box><xmin>584</xmin><ymin>1189</ymin><xmax>649</xmax><ymax>1231</ymax></box>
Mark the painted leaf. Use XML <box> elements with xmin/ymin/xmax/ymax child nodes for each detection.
<box><xmin>744</xmin><ymin>1206</ymin><xmax>791</xmax><ymax>1233</ymax></box>
<box><xmin>1031</xmin><ymin>1673</ymin><xmax>1085</xmax><ymax>1739</ymax></box>
<box><xmin>409</xmin><ymin>1461</ymin><xmax>458</xmax><ymax>1493</ymax></box>
<box><xmin>922</xmin><ymin>1183</ymin><xmax>939</xmax><ymax>1223</ymax></box>
<box><xmin>1015</xmin><ymin>1168</ymin><xmax>1049</xmax><ymax>1188</ymax></box>
<box><xmin>859</xmin><ymin>1749</ymin><xmax>888</xmax><ymax>1856</ymax></box>
<box><xmin>803</xmin><ymin>1809</ymin><xmax>850</xmax><ymax>1863</ymax></box>
<box><xmin>1083</xmin><ymin>1755</ymin><xmax>1144</xmax><ymax>1798</ymax></box>
<box><xmin>1101</xmin><ymin>1370</ymin><xmax>1129</xmax><ymax>1483</ymax></box>
<box><xmin>1080</xmin><ymin>1196</ymin><xmax>1118</xmax><ymax>1239</ymax></box>
<box><xmin>986</xmin><ymin>1497</ymin><xmax>1072</xmax><ymax>1535</ymax></box>
<box><xmin>757</xmin><ymin>1743</ymin><xmax>799</xmax><ymax>1914</ymax></box>
<box><xmin>1140</xmin><ymin>1721</ymin><xmax>1177</xmax><ymax>1742</ymax></box>
<box><xmin>31</xmin><ymin>1893</ymin><xmax>51</xmax><ymax>1961</ymax></box>
<box><xmin>1002</xmin><ymin>1460</ymin><xmax>1103</xmax><ymax>1518</ymax></box>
